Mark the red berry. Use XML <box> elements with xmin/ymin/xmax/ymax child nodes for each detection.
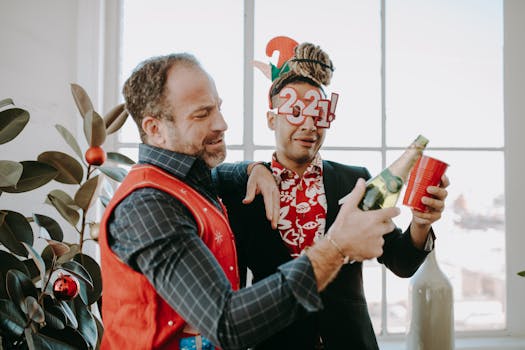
<box><xmin>85</xmin><ymin>146</ymin><xmax>106</xmax><ymax>165</ymax></box>
<box><xmin>53</xmin><ymin>274</ymin><xmax>80</xmax><ymax>301</ymax></box>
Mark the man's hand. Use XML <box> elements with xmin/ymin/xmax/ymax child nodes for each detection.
<box><xmin>329</xmin><ymin>178</ymin><xmax>401</xmax><ymax>262</ymax></box>
<box><xmin>243</xmin><ymin>162</ymin><xmax>280</xmax><ymax>229</ymax></box>
<box><xmin>410</xmin><ymin>173</ymin><xmax>450</xmax><ymax>248</ymax></box>
<box><xmin>306</xmin><ymin>178</ymin><xmax>401</xmax><ymax>291</ymax></box>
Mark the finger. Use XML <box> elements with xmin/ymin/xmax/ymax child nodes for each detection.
<box><xmin>377</xmin><ymin>217</ymin><xmax>397</xmax><ymax>234</ymax></box>
<box><xmin>421</xmin><ymin>196</ymin><xmax>444</xmax><ymax>212</ymax></box>
<box><xmin>242</xmin><ymin>180</ymin><xmax>257</xmax><ymax>204</ymax></box>
<box><xmin>272</xmin><ymin>189</ymin><xmax>280</xmax><ymax>229</ymax></box>
<box><xmin>427</xmin><ymin>186</ymin><xmax>448</xmax><ymax>201</ymax></box>
<box><xmin>375</xmin><ymin>206</ymin><xmax>401</xmax><ymax>221</ymax></box>
<box><xmin>440</xmin><ymin>174</ymin><xmax>450</xmax><ymax>188</ymax></box>
<box><xmin>262</xmin><ymin>187</ymin><xmax>274</xmax><ymax>224</ymax></box>
<box><xmin>338</xmin><ymin>178</ymin><xmax>366</xmax><ymax>210</ymax></box>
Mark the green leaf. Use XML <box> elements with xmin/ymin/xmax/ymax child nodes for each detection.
<box><xmin>37</xmin><ymin>151</ymin><xmax>83</xmax><ymax>185</ymax></box>
<box><xmin>0</xmin><ymin>161</ymin><xmax>58</xmax><ymax>193</ymax></box>
<box><xmin>83</xmin><ymin>110</ymin><xmax>106</xmax><ymax>147</ymax></box>
<box><xmin>33</xmin><ymin>214</ymin><xmax>64</xmax><ymax>242</ymax></box>
<box><xmin>26</xmin><ymin>327</ymin><xmax>81</xmax><ymax>350</ymax></box>
<box><xmin>73</xmin><ymin>297</ymin><xmax>98</xmax><ymax>349</ymax></box>
<box><xmin>56</xmin><ymin>244</ymin><xmax>80</xmax><ymax>266</ymax></box>
<box><xmin>70</xmin><ymin>83</ymin><xmax>94</xmax><ymax>119</ymax></box>
<box><xmin>74</xmin><ymin>254</ymin><xmax>102</xmax><ymax>305</ymax></box>
<box><xmin>0</xmin><ymin>107</ymin><xmax>30</xmax><ymax>144</ymax></box>
<box><xmin>44</xmin><ymin>240</ymin><xmax>71</xmax><ymax>258</ymax></box>
<box><xmin>0</xmin><ymin>250</ymin><xmax>30</xmax><ymax>299</ymax></box>
<box><xmin>59</xmin><ymin>300</ymin><xmax>78</xmax><ymax>329</ymax></box>
<box><xmin>21</xmin><ymin>242</ymin><xmax>47</xmax><ymax>284</ymax></box>
<box><xmin>47</xmin><ymin>193</ymin><xmax>80</xmax><ymax>227</ymax></box>
<box><xmin>0</xmin><ymin>299</ymin><xmax>26</xmax><ymax>338</ymax></box>
<box><xmin>94</xmin><ymin>314</ymin><xmax>104</xmax><ymax>349</ymax></box>
<box><xmin>0</xmin><ymin>97</ymin><xmax>14</xmax><ymax>108</ymax></box>
<box><xmin>104</xmin><ymin>103</ymin><xmax>129</xmax><ymax>134</ymax></box>
<box><xmin>23</xmin><ymin>258</ymin><xmax>41</xmax><ymax>281</ymax></box>
<box><xmin>41</xmin><ymin>245</ymin><xmax>57</xmax><ymax>272</ymax></box>
<box><xmin>60</xmin><ymin>260</ymin><xmax>93</xmax><ymax>290</ymax></box>
<box><xmin>6</xmin><ymin>269</ymin><xmax>39</xmax><ymax>312</ymax></box>
<box><xmin>44</xmin><ymin>305</ymin><xmax>67</xmax><ymax>330</ymax></box>
<box><xmin>55</xmin><ymin>124</ymin><xmax>85</xmax><ymax>164</ymax></box>
<box><xmin>98</xmin><ymin>166</ymin><xmax>127</xmax><ymax>182</ymax></box>
<box><xmin>107</xmin><ymin>151</ymin><xmax>136</xmax><ymax>165</ymax></box>
<box><xmin>45</xmin><ymin>189</ymin><xmax>79</xmax><ymax>211</ymax></box>
<box><xmin>518</xmin><ymin>270</ymin><xmax>525</xmax><ymax>277</ymax></box>
<box><xmin>0</xmin><ymin>160</ymin><xmax>23</xmax><ymax>187</ymax></box>
<box><xmin>74</xmin><ymin>175</ymin><xmax>101</xmax><ymax>211</ymax></box>
<box><xmin>0</xmin><ymin>209</ymin><xmax>6</xmax><ymax>226</ymax></box>
<box><xmin>22</xmin><ymin>295</ymin><xmax>45</xmax><ymax>323</ymax></box>
<box><xmin>0</xmin><ymin>210</ymin><xmax>33</xmax><ymax>257</ymax></box>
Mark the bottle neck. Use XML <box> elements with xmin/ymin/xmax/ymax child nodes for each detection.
<box><xmin>388</xmin><ymin>146</ymin><xmax>423</xmax><ymax>183</ymax></box>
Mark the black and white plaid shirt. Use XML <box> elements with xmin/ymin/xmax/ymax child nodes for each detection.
<box><xmin>108</xmin><ymin>144</ymin><xmax>322</xmax><ymax>349</ymax></box>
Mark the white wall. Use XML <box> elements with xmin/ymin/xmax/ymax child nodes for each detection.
<box><xmin>0</xmin><ymin>0</ymin><xmax>110</xmax><ymax>249</ymax></box>
<box><xmin>0</xmin><ymin>0</ymin><xmax>83</xmax><ymax>243</ymax></box>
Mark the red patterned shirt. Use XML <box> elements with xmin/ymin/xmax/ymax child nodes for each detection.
<box><xmin>271</xmin><ymin>153</ymin><xmax>327</xmax><ymax>258</ymax></box>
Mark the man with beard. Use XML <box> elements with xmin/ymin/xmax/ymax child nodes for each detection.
<box><xmin>98</xmin><ymin>53</ymin><xmax>400</xmax><ymax>350</ymax></box>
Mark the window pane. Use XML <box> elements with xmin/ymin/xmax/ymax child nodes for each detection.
<box><xmin>319</xmin><ymin>150</ymin><xmax>382</xmax><ymax>177</ymax></box>
<box><xmin>254</xmin><ymin>0</ymin><xmax>382</xmax><ymax>147</ymax></box>
<box><xmin>386</xmin><ymin>0</ymin><xmax>503</xmax><ymax>147</ymax></box>
<box><xmin>386</xmin><ymin>150</ymin><xmax>505</xmax><ymax>333</ymax></box>
<box><xmin>121</xmin><ymin>0</ymin><xmax>244</xmax><ymax>144</ymax></box>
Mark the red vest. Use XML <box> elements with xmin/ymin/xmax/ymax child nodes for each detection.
<box><xmin>99</xmin><ymin>164</ymin><xmax>239</xmax><ymax>350</ymax></box>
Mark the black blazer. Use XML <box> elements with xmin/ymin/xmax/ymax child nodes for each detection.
<box><xmin>217</xmin><ymin>160</ymin><xmax>429</xmax><ymax>350</ymax></box>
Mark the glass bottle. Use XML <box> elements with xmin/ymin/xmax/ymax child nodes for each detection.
<box><xmin>407</xmin><ymin>249</ymin><xmax>454</xmax><ymax>350</ymax></box>
<box><xmin>339</xmin><ymin>135</ymin><xmax>429</xmax><ymax>209</ymax></box>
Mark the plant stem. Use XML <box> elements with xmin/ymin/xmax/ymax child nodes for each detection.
<box><xmin>79</xmin><ymin>209</ymin><xmax>86</xmax><ymax>251</ymax></box>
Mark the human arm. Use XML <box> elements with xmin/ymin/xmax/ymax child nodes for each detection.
<box><xmin>378</xmin><ymin>174</ymin><xmax>450</xmax><ymax>276</ymax></box>
<box><xmin>109</xmin><ymin>188</ymin><xmax>320</xmax><ymax>349</ymax></box>
<box><xmin>307</xmin><ymin>178</ymin><xmax>400</xmax><ymax>290</ymax></box>
<box><xmin>213</xmin><ymin>161</ymin><xmax>280</xmax><ymax>229</ymax></box>
<box><xmin>408</xmin><ymin>173</ymin><xmax>450</xmax><ymax>249</ymax></box>
<box><xmin>109</xmin><ymin>179</ymin><xmax>398</xmax><ymax>349</ymax></box>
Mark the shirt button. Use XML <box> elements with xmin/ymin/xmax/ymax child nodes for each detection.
<box><xmin>229</xmin><ymin>266</ymin><xmax>234</xmax><ymax>271</ymax></box>
<box><xmin>168</xmin><ymin>320</ymin><xmax>174</xmax><ymax>326</ymax></box>
<box><xmin>203</xmin><ymin>207</ymin><xmax>208</xmax><ymax>212</ymax></box>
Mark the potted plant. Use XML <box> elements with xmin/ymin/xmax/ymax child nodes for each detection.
<box><xmin>0</xmin><ymin>85</ymin><xmax>133</xmax><ymax>349</ymax></box>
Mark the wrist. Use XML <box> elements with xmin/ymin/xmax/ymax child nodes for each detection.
<box><xmin>325</xmin><ymin>234</ymin><xmax>350</xmax><ymax>264</ymax></box>
<box><xmin>247</xmin><ymin>161</ymin><xmax>266</xmax><ymax>175</ymax></box>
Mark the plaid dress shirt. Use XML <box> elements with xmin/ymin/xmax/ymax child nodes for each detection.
<box><xmin>108</xmin><ymin>144</ymin><xmax>322</xmax><ymax>349</ymax></box>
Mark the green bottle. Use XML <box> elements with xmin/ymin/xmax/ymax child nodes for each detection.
<box><xmin>339</xmin><ymin>135</ymin><xmax>429</xmax><ymax>210</ymax></box>
<box><xmin>359</xmin><ymin>135</ymin><xmax>428</xmax><ymax>210</ymax></box>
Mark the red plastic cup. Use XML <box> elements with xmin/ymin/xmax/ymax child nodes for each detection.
<box><xmin>403</xmin><ymin>155</ymin><xmax>448</xmax><ymax>212</ymax></box>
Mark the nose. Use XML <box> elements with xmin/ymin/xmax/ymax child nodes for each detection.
<box><xmin>212</xmin><ymin>110</ymin><xmax>228</xmax><ymax>132</ymax></box>
<box><xmin>301</xmin><ymin>115</ymin><xmax>317</xmax><ymax>131</ymax></box>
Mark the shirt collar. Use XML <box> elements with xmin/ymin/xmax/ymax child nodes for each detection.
<box><xmin>138</xmin><ymin>143</ymin><xmax>210</xmax><ymax>181</ymax></box>
<box><xmin>271</xmin><ymin>152</ymin><xmax>324</xmax><ymax>181</ymax></box>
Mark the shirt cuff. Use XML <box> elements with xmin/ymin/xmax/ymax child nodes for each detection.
<box><xmin>277</xmin><ymin>255</ymin><xmax>323</xmax><ymax>313</ymax></box>
<box><xmin>423</xmin><ymin>227</ymin><xmax>436</xmax><ymax>252</ymax></box>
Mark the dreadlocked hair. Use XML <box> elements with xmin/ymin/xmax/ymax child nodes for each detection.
<box><xmin>270</xmin><ymin>42</ymin><xmax>334</xmax><ymax>101</ymax></box>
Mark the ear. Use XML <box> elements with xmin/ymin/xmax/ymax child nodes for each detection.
<box><xmin>142</xmin><ymin>116</ymin><xmax>165</xmax><ymax>146</ymax></box>
<box><xmin>267</xmin><ymin>111</ymin><xmax>277</xmax><ymax>130</ymax></box>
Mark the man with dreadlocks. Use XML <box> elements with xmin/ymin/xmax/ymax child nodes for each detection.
<box><xmin>215</xmin><ymin>37</ymin><xmax>449</xmax><ymax>349</ymax></box>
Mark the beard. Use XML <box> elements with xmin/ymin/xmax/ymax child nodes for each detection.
<box><xmin>200</xmin><ymin>145</ymin><xmax>226</xmax><ymax>168</ymax></box>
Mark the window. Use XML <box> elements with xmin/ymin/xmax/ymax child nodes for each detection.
<box><xmin>117</xmin><ymin>0</ymin><xmax>508</xmax><ymax>338</ymax></box>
